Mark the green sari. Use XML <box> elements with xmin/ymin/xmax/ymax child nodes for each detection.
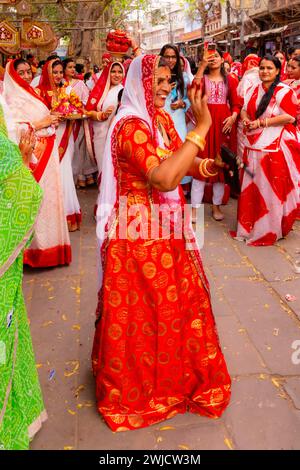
<box><xmin>0</xmin><ymin>103</ymin><xmax>46</xmax><ymax>450</ymax></box>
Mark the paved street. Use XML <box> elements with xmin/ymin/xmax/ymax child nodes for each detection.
<box><xmin>25</xmin><ymin>187</ymin><xmax>300</xmax><ymax>450</ymax></box>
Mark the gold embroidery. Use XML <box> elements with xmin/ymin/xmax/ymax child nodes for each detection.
<box><xmin>134</xmin><ymin>129</ymin><xmax>148</xmax><ymax>144</ymax></box>
<box><xmin>142</xmin><ymin>261</ymin><xmax>157</xmax><ymax>279</ymax></box>
<box><xmin>161</xmin><ymin>252</ymin><xmax>173</xmax><ymax>269</ymax></box>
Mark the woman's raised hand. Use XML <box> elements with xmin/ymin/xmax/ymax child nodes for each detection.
<box><xmin>188</xmin><ymin>80</ymin><xmax>212</xmax><ymax>134</ymax></box>
<box><xmin>19</xmin><ymin>128</ymin><xmax>36</xmax><ymax>166</ymax></box>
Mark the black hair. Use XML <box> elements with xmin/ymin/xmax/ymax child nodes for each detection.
<box><xmin>255</xmin><ymin>55</ymin><xmax>281</xmax><ymax>119</ymax></box>
<box><xmin>116</xmin><ymin>88</ymin><xmax>124</xmax><ymax>114</ymax></box>
<box><xmin>186</xmin><ymin>56</ymin><xmax>197</xmax><ymax>75</ymax></box>
<box><xmin>13</xmin><ymin>59</ymin><xmax>31</xmax><ymax>71</ymax></box>
<box><xmin>38</xmin><ymin>60</ymin><xmax>46</xmax><ymax>69</ymax></box>
<box><xmin>26</xmin><ymin>53</ymin><xmax>34</xmax><ymax>60</ymax></box>
<box><xmin>62</xmin><ymin>57</ymin><xmax>75</xmax><ymax>71</ymax></box>
<box><xmin>203</xmin><ymin>47</ymin><xmax>227</xmax><ymax>82</ymax></box>
<box><xmin>159</xmin><ymin>44</ymin><xmax>184</xmax><ymax>98</ymax></box>
<box><xmin>93</xmin><ymin>65</ymin><xmax>99</xmax><ymax>73</ymax></box>
<box><xmin>84</xmin><ymin>71</ymin><xmax>92</xmax><ymax>82</ymax></box>
<box><xmin>75</xmin><ymin>63</ymin><xmax>84</xmax><ymax>74</ymax></box>
<box><xmin>287</xmin><ymin>47</ymin><xmax>295</xmax><ymax>57</ymax></box>
<box><xmin>51</xmin><ymin>59</ymin><xmax>63</xmax><ymax>70</ymax></box>
<box><xmin>46</xmin><ymin>54</ymin><xmax>59</xmax><ymax>61</ymax></box>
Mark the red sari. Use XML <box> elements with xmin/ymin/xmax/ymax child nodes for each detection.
<box><xmin>201</xmin><ymin>74</ymin><xmax>241</xmax><ymax>203</ymax></box>
<box><xmin>92</xmin><ymin>99</ymin><xmax>231</xmax><ymax>431</ymax></box>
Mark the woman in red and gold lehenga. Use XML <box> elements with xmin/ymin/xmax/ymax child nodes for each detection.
<box><xmin>92</xmin><ymin>55</ymin><xmax>231</xmax><ymax>432</ymax></box>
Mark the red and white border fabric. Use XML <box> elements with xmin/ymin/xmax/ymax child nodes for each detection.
<box><xmin>234</xmin><ymin>82</ymin><xmax>300</xmax><ymax>246</ymax></box>
<box><xmin>3</xmin><ymin>60</ymin><xmax>71</xmax><ymax>266</ymax></box>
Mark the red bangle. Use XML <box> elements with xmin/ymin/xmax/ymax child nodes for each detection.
<box><xmin>132</xmin><ymin>47</ymin><xmax>139</xmax><ymax>53</ymax></box>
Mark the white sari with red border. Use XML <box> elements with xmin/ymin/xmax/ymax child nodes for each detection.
<box><xmin>234</xmin><ymin>82</ymin><xmax>300</xmax><ymax>246</ymax></box>
<box><xmin>3</xmin><ymin>61</ymin><xmax>71</xmax><ymax>266</ymax></box>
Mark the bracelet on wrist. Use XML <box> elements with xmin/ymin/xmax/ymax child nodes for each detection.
<box><xmin>185</xmin><ymin>131</ymin><xmax>206</xmax><ymax>151</ymax></box>
<box><xmin>199</xmin><ymin>158</ymin><xmax>218</xmax><ymax>178</ymax></box>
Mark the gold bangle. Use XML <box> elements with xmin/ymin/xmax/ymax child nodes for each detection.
<box><xmin>185</xmin><ymin>131</ymin><xmax>206</xmax><ymax>151</ymax></box>
<box><xmin>199</xmin><ymin>159</ymin><xmax>208</xmax><ymax>178</ymax></box>
<box><xmin>199</xmin><ymin>158</ymin><xmax>217</xmax><ymax>178</ymax></box>
<box><xmin>204</xmin><ymin>158</ymin><xmax>218</xmax><ymax>177</ymax></box>
<box><xmin>96</xmin><ymin>112</ymin><xmax>102</xmax><ymax>121</ymax></box>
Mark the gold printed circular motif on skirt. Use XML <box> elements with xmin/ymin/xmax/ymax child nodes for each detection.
<box><xmin>166</xmin><ymin>285</ymin><xmax>178</xmax><ymax>302</ymax></box>
<box><xmin>191</xmin><ymin>319</ymin><xmax>203</xmax><ymax>338</ymax></box>
<box><xmin>125</xmin><ymin>258</ymin><xmax>138</xmax><ymax>273</ymax></box>
<box><xmin>116</xmin><ymin>274</ymin><xmax>129</xmax><ymax>291</ymax></box>
<box><xmin>134</xmin><ymin>306</ymin><xmax>146</xmax><ymax>322</ymax></box>
<box><xmin>160</xmin><ymin>305</ymin><xmax>174</xmax><ymax>321</ymax></box>
<box><xmin>113</xmin><ymin>256</ymin><xmax>122</xmax><ymax>274</ymax></box>
<box><xmin>110</xmin><ymin>414</ymin><xmax>126</xmax><ymax>424</ymax></box>
<box><xmin>108</xmin><ymin>290</ymin><xmax>122</xmax><ymax>308</ymax></box>
<box><xmin>126</xmin><ymin>290</ymin><xmax>139</xmax><ymax>306</ymax></box>
<box><xmin>142</xmin><ymin>261</ymin><xmax>157</xmax><ymax>279</ymax></box>
<box><xmin>134</xmin><ymin>129</ymin><xmax>148</xmax><ymax>144</ymax></box>
<box><xmin>128</xmin><ymin>414</ymin><xmax>144</xmax><ymax>428</ymax></box>
<box><xmin>187</xmin><ymin>337</ymin><xmax>201</xmax><ymax>353</ymax></box>
<box><xmin>207</xmin><ymin>342</ymin><xmax>218</xmax><ymax>360</ymax></box>
<box><xmin>127</xmin><ymin>322</ymin><xmax>138</xmax><ymax>337</ymax></box>
<box><xmin>108</xmin><ymin>323</ymin><xmax>123</xmax><ymax>341</ymax></box>
<box><xmin>171</xmin><ymin>317</ymin><xmax>181</xmax><ymax>333</ymax></box>
<box><xmin>127</xmin><ymin>387</ymin><xmax>140</xmax><ymax>402</ymax></box>
<box><xmin>109</xmin><ymin>388</ymin><xmax>122</xmax><ymax>403</ymax></box>
<box><xmin>142</xmin><ymin>380</ymin><xmax>153</xmax><ymax>396</ymax></box>
<box><xmin>140</xmin><ymin>352</ymin><xmax>155</xmax><ymax>367</ymax></box>
<box><xmin>151</xmin><ymin>243</ymin><xmax>163</xmax><ymax>261</ymax></box>
<box><xmin>158</xmin><ymin>322</ymin><xmax>167</xmax><ymax>337</ymax></box>
<box><xmin>152</xmin><ymin>271</ymin><xmax>169</xmax><ymax>290</ymax></box>
<box><xmin>142</xmin><ymin>322</ymin><xmax>155</xmax><ymax>336</ymax></box>
<box><xmin>158</xmin><ymin>352</ymin><xmax>170</xmax><ymax>365</ymax></box>
<box><xmin>116</xmin><ymin>307</ymin><xmax>128</xmax><ymax>324</ymax></box>
<box><xmin>161</xmin><ymin>252</ymin><xmax>173</xmax><ymax>269</ymax></box>
<box><xmin>156</xmin><ymin>292</ymin><xmax>163</xmax><ymax>306</ymax></box>
<box><xmin>180</xmin><ymin>277</ymin><xmax>189</xmax><ymax>294</ymax></box>
<box><xmin>132</xmin><ymin>244</ymin><xmax>148</xmax><ymax>262</ymax></box>
<box><xmin>109</xmin><ymin>357</ymin><xmax>123</xmax><ymax>373</ymax></box>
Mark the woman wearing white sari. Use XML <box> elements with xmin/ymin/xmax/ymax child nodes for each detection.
<box><xmin>85</xmin><ymin>61</ymin><xmax>124</xmax><ymax>179</ymax></box>
<box><xmin>3</xmin><ymin>59</ymin><xmax>71</xmax><ymax>267</ymax></box>
<box><xmin>63</xmin><ymin>58</ymin><xmax>97</xmax><ymax>187</ymax></box>
<box><xmin>38</xmin><ymin>59</ymin><xmax>81</xmax><ymax>232</ymax></box>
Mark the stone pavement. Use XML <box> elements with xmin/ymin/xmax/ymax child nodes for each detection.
<box><xmin>25</xmin><ymin>187</ymin><xmax>300</xmax><ymax>450</ymax></box>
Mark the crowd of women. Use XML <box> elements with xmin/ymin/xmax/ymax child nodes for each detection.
<box><xmin>1</xmin><ymin>41</ymin><xmax>300</xmax><ymax>448</ymax></box>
